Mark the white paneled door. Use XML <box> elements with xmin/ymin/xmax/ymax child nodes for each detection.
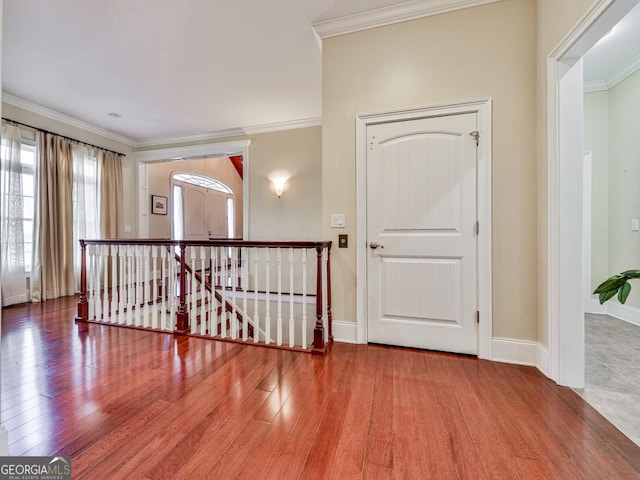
<box><xmin>367</xmin><ymin>113</ymin><xmax>478</xmax><ymax>354</ymax></box>
<box><xmin>184</xmin><ymin>184</ymin><xmax>229</xmax><ymax>240</ymax></box>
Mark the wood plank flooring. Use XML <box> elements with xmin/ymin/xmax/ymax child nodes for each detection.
<box><xmin>2</xmin><ymin>296</ymin><xmax>640</xmax><ymax>479</ymax></box>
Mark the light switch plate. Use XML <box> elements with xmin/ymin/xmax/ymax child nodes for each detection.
<box><xmin>633</xmin><ymin>219</ymin><xmax>639</xmax><ymax>232</ymax></box>
<box><xmin>123</xmin><ymin>225</ymin><xmax>132</xmax><ymax>233</ymax></box>
<box><xmin>331</xmin><ymin>214</ymin><xmax>346</xmax><ymax>228</ymax></box>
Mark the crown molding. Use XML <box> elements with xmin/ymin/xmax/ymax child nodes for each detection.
<box><xmin>607</xmin><ymin>51</ymin><xmax>640</xmax><ymax>89</ymax></box>
<box><xmin>584</xmin><ymin>52</ymin><xmax>640</xmax><ymax>93</ymax></box>
<box><xmin>583</xmin><ymin>80</ymin><xmax>608</xmax><ymax>93</ymax></box>
<box><xmin>135</xmin><ymin>140</ymin><xmax>251</xmax><ymax>163</ymax></box>
<box><xmin>242</xmin><ymin>116</ymin><xmax>322</xmax><ymax>135</ymax></box>
<box><xmin>134</xmin><ymin>117</ymin><xmax>321</xmax><ymax>149</ymax></box>
<box><xmin>2</xmin><ymin>93</ymin><xmax>136</xmax><ymax>147</ymax></box>
<box><xmin>312</xmin><ymin>0</ymin><xmax>502</xmax><ymax>39</ymax></box>
<box><xmin>134</xmin><ymin>128</ymin><xmax>246</xmax><ymax>149</ymax></box>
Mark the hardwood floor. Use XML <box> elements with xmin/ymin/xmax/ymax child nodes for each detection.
<box><xmin>2</xmin><ymin>296</ymin><xmax>640</xmax><ymax>479</ymax></box>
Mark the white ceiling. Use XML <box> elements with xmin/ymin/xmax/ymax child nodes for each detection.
<box><xmin>5</xmin><ymin>0</ymin><xmax>635</xmax><ymax>146</ymax></box>
<box><xmin>583</xmin><ymin>1</ymin><xmax>640</xmax><ymax>89</ymax></box>
<box><xmin>2</xmin><ymin>0</ymin><xmax>416</xmax><ymax>145</ymax></box>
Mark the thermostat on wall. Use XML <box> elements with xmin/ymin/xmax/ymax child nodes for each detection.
<box><xmin>331</xmin><ymin>214</ymin><xmax>346</xmax><ymax>228</ymax></box>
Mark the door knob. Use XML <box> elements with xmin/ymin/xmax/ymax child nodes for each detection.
<box><xmin>369</xmin><ymin>241</ymin><xmax>384</xmax><ymax>249</ymax></box>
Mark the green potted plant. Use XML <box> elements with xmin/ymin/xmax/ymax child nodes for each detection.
<box><xmin>594</xmin><ymin>270</ymin><xmax>640</xmax><ymax>304</ymax></box>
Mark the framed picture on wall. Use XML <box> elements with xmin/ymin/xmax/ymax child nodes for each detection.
<box><xmin>151</xmin><ymin>195</ymin><xmax>167</xmax><ymax>215</ymax></box>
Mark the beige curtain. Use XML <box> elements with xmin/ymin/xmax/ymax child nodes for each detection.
<box><xmin>31</xmin><ymin>133</ymin><xmax>75</xmax><ymax>301</ymax></box>
<box><xmin>99</xmin><ymin>151</ymin><xmax>123</xmax><ymax>239</ymax></box>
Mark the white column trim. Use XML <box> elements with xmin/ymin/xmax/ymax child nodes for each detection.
<box><xmin>546</xmin><ymin>0</ymin><xmax>636</xmax><ymax>387</ymax></box>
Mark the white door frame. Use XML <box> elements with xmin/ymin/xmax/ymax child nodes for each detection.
<box><xmin>546</xmin><ymin>0</ymin><xmax>638</xmax><ymax>387</ymax></box>
<box><xmin>135</xmin><ymin>140</ymin><xmax>251</xmax><ymax>239</ymax></box>
<box><xmin>355</xmin><ymin>99</ymin><xmax>493</xmax><ymax>359</ymax></box>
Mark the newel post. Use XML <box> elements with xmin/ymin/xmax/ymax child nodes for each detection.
<box><xmin>327</xmin><ymin>244</ymin><xmax>333</xmax><ymax>342</ymax></box>
<box><xmin>75</xmin><ymin>240</ymin><xmax>89</xmax><ymax>324</ymax></box>
<box><xmin>175</xmin><ymin>242</ymin><xmax>189</xmax><ymax>334</ymax></box>
<box><xmin>312</xmin><ymin>245</ymin><xmax>327</xmax><ymax>355</ymax></box>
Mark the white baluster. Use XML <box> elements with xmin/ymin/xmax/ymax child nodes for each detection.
<box><xmin>160</xmin><ymin>246</ymin><xmax>167</xmax><ymax>330</ymax></box>
<box><xmin>242</xmin><ymin>247</ymin><xmax>249</xmax><ymax>342</ymax></box>
<box><xmin>143</xmin><ymin>246</ymin><xmax>151</xmax><ymax>327</ymax></box>
<box><xmin>88</xmin><ymin>245</ymin><xmax>95</xmax><ymax>320</ymax></box>
<box><xmin>200</xmin><ymin>246</ymin><xmax>207</xmax><ymax>335</ymax></box>
<box><xmin>265</xmin><ymin>248</ymin><xmax>271</xmax><ymax>344</ymax></box>
<box><xmin>151</xmin><ymin>246</ymin><xmax>158</xmax><ymax>329</ymax></box>
<box><xmin>253</xmin><ymin>247</ymin><xmax>259</xmax><ymax>343</ymax></box>
<box><xmin>111</xmin><ymin>245</ymin><xmax>118</xmax><ymax>322</ymax></box>
<box><xmin>276</xmin><ymin>247</ymin><xmax>283</xmax><ymax>346</ymax></box>
<box><xmin>302</xmin><ymin>248</ymin><xmax>308</xmax><ymax>349</ymax></box>
<box><xmin>230</xmin><ymin>247</ymin><xmax>238</xmax><ymax>339</ymax></box>
<box><xmin>190</xmin><ymin>246</ymin><xmax>197</xmax><ymax>334</ymax></box>
<box><xmin>289</xmin><ymin>248</ymin><xmax>295</xmax><ymax>348</ymax></box>
<box><xmin>126</xmin><ymin>245</ymin><xmax>134</xmax><ymax>325</ymax></box>
<box><xmin>211</xmin><ymin>246</ymin><xmax>219</xmax><ymax>337</ymax></box>
<box><xmin>118</xmin><ymin>246</ymin><xmax>126</xmax><ymax>324</ymax></box>
<box><xmin>100</xmin><ymin>245</ymin><xmax>108</xmax><ymax>321</ymax></box>
<box><xmin>134</xmin><ymin>246</ymin><xmax>142</xmax><ymax>326</ymax></box>
<box><xmin>220</xmin><ymin>246</ymin><xmax>228</xmax><ymax>338</ymax></box>
<box><xmin>168</xmin><ymin>249</ymin><xmax>176</xmax><ymax>331</ymax></box>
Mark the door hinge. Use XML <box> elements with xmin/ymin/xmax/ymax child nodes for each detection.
<box><xmin>476</xmin><ymin>311</ymin><xmax>480</xmax><ymax>323</ymax></box>
<box><xmin>470</xmin><ymin>130</ymin><xmax>479</xmax><ymax>146</ymax></box>
<box><xmin>474</xmin><ymin>221</ymin><xmax>479</xmax><ymax>236</ymax></box>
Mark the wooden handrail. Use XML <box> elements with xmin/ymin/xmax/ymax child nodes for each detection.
<box><xmin>81</xmin><ymin>239</ymin><xmax>332</xmax><ymax>249</ymax></box>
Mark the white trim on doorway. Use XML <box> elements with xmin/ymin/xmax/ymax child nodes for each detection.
<box><xmin>355</xmin><ymin>99</ymin><xmax>493</xmax><ymax>359</ymax></box>
<box><xmin>135</xmin><ymin>140</ymin><xmax>251</xmax><ymax>240</ymax></box>
<box><xmin>546</xmin><ymin>0</ymin><xmax>639</xmax><ymax>387</ymax></box>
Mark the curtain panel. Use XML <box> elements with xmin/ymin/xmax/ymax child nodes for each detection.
<box><xmin>99</xmin><ymin>151</ymin><xmax>123</xmax><ymax>239</ymax></box>
<box><xmin>2</xmin><ymin>123</ymin><xmax>124</xmax><ymax>304</ymax></box>
<box><xmin>0</xmin><ymin>123</ymin><xmax>29</xmax><ymax>305</ymax></box>
<box><xmin>31</xmin><ymin>133</ymin><xmax>75</xmax><ymax>301</ymax></box>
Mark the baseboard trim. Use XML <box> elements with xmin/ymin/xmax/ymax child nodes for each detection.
<box><xmin>606</xmin><ymin>302</ymin><xmax>640</xmax><ymax>327</ymax></box>
<box><xmin>492</xmin><ymin>337</ymin><xmax>538</xmax><ymax>367</ymax></box>
<box><xmin>332</xmin><ymin>321</ymin><xmax>357</xmax><ymax>344</ymax></box>
<box><xmin>537</xmin><ymin>343</ymin><xmax>550</xmax><ymax>377</ymax></box>
<box><xmin>585</xmin><ymin>297</ymin><xmax>607</xmax><ymax>314</ymax></box>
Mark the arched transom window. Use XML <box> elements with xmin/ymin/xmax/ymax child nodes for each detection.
<box><xmin>172</xmin><ymin>172</ymin><xmax>232</xmax><ymax>194</ymax></box>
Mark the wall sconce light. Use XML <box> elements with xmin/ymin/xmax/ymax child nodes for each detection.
<box><xmin>272</xmin><ymin>177</ymin><xmax>287</xmax><ymax>198</ymax></box>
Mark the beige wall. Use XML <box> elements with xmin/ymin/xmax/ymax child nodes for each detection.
<box><xmin>146</xmin><ymin>157</ymin><xmax>243</xmax><ymax>238</ymax></box>
<box><xmin>247</xmin><ymin>127</ymin><xmax>322</xmax><ymax>241</ymax></box>
<box><xmin>535</xmin><ymin>0</ymin><xmax>595</xmax><ymax>346</ymax></box>
<box><xmin>323</xmin><ymin>0</ymin><xmax>538</xmax><ymax>338</ymax></box>
<box><xmin>584</xmin><ymin>91</ymin><xmax>609</xmax><ymax>293</ymax></box>
<box><xmin>1</xmin><ymin>102</ymin><xmax>137</xmax><ymax>238</ymax></box>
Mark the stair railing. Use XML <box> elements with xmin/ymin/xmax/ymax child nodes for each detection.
<box><xmin>75</xmin><ymin>239</ymin><xmax>332</xmax><ymax>355</ymax></box>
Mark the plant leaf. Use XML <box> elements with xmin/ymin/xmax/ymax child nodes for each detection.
<box><xmin>594</xmin><ymin>277</ymin><xmax>626</xmax><ymax>294</ymax></box>
<box><xmin>618</xmin><ymin>282</ymin><xmax>632</xmax><ymax>304</ymax></box>
<box><xmin>621</xmin><ymin>270</ymin><xmax>640</xmax><ymax>279</ymax></box>
<box><xmin>599</xmin><ymin>289</ymin><xmax>618</xmax><ymax>304</ymax></box>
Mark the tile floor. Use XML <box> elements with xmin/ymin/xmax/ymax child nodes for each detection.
<box><xmin>575</xmin><ymin>313</ymin><xmax>640</xmax><ymax>446</ymax></box>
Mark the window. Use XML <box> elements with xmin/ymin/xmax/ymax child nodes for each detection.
<box><xmin>173</xmin><ymin>184</ymin><xmax>184</xmax><ymax>240</ymax></box>
<box><xmin>172</xmin><ymin>172</ymin><xmax>232</xmax><ymax>193</ymax></box>
<box><xmin>20</xmin><ymin>141</ymin><xmax>36</xmax><ymax>272</ymax></box>
<box><xmin>0</xmin><ymin>138</ymin><xmax>36</xmax><ymax>273</ymax></box>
